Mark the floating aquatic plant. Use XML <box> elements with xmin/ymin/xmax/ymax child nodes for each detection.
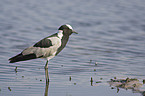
<box><xmin>108</xmin><ymin>77</ymin><xmax>143</xmax><ymax>94</ymax></box>
<box><xmin>15</xmin><ymin>66</ymin><xmax>17</xmax><ymax>73</ymax></box>
<box><xmin>69</xmin><ymin>76</ymin><xmax>71</xmax><ymax>81</ymax></box>
<box><xmin>8</xmin><ymin>87</ymin><xmax>11</xmax><ymax>91</ymax></box>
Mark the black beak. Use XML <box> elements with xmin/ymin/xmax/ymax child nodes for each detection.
<box><xmin>72</xmin><ymin>30</ymin><xmax>78</xmax><ymax>34</ymax></box>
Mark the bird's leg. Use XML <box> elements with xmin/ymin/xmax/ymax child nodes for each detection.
<box><xmin>44</xmin><ymin>79</ymin><xmax>49</xmax><ymax>96</ymax></box>
<box><xmin>44</xmin><ymin>59</ymin><xmax>50</xmax><ymax>83</ymax></box>
<box><xmin>45</xmin><ymin>60</ymin><xmax>49</xmax><ymax>69</ymax></box>
<box><xmin>45</xmin><ymin>60</ymin><xmax>49</xmax><ymax>83</ymax></box>
<box><xmin>45</xmin><ymin>68</ymin><xmax>49</xmax><ymax>84</ymax></box>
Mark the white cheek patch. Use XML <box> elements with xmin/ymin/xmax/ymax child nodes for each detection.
<box><xmin>66</xmin><ymin>24</ymin><xmax>73</xmax><ymax>30</ymax></box>
<box><xmin>57</xmin><ymin>30</ymin><xmax>63</xmax><ymax>39</ymax></box>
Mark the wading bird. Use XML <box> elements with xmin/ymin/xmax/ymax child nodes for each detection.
<box><xmin>9</xmin><ymin>24</ymin><xmax>78</xmax><ymax>69</ymax></box>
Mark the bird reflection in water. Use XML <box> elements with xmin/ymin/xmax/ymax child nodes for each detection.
<box><xmin>44</xmin><ymin>68</ymin><xmax>49</xmax><ymax>96</ymax></box>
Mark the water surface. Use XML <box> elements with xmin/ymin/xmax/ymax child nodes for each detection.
<box><xmin>0</xmin><ymin>0</ymin><xmax>145</xmax><ymax>96</ymax></box>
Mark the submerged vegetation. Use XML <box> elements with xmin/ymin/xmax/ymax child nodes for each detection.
<box><xmin>108</xmin><ymin>77</ymin><xmax>145</xmax><ymax>95</ymax></box>
<box><xmin>108</xmin><ymin>77</ymin><xmax>142</xmax><ymax>89</ymax></box>
<box><xmin>8</xmin><ymin>87</ymin><xmax>11</xmax><ymax>91</ymax></box>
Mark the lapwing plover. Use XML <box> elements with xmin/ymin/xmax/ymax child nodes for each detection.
<box><xmin>9</xmin><ymin>24</ymin><xmax>78</xmax><ymax>68</ymax></box>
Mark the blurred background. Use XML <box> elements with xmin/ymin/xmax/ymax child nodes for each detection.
<box><xmin>0</xmin><ymin>0</ymin><xmax>145</xmax><ymax>96</ymax></box>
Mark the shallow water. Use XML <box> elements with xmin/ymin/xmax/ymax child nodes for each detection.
<box><xmin>0</xmin><ymin>0</ymin><xmax>145</xmax><ymax>96</ymax></box>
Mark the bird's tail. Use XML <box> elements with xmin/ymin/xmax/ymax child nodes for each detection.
<box><xmin>9</xmin><ymin>53</ymin><xmax>37</xmax><ymax>63</ymax></box>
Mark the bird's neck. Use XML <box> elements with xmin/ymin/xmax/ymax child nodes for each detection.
<box><xmin>55</xmin><ymin>30</ymin><xmax>69</xmax><ymax>55</ymax></box>
<box><xmin>57</xmin><ymin>30</ymin><xmax>63</xmax><ymax>39</ymax></box>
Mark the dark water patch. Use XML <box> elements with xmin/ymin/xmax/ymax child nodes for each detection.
<box><xmin>43</xmin><ymin>26</ymin><xmax>56</xmax><ymax>31</ymax></box>
<box><xmin>0</xmin><ymin>23</ymin><xmax>13</xmax><ymax>31</ymax></box>
<box><xmin>128</xmin><ymin>35</ymin><xmax>145</xmax><ymax>41</ymax></box>
<box><xmin>51</xmin><ymin>67</ymin><xmax>88</xmax><ymax>75</ymax></box>
<box><xmin>118</xmin><ymin>25</ymin><xmax>133</xmax><ymax>31</ymax></box>
<box><xmin>74</xmin><ymin>20</ymin><xmax>102</xmax><ymax>27</ymax></box>
<box><xmin>12</xmin><ymin>44</ymin><xmax>30</xmax><ymax>50</ymax></box>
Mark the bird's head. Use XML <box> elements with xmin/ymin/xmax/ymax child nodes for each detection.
<box><xmin>58</xmin><ymin>24</ymin><xmax>78</xmax><ymax>36</ymax></box>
